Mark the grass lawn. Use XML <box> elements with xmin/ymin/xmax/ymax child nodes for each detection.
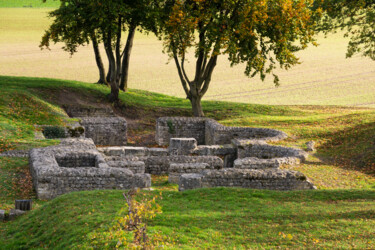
<box><xmin>1</xmin><ymin>7</ymin><xmax>375</xmax><ymax>107</ymax></box>
<box><xmin>0</xmin><ymin>188</ymin><xmax>374</xmax><ymax>249</ymax></box>
<box><xmin>0</xmin><ymin>0</ymin><xmax>58</xmax><ymax>8</ymax></box>
<box><xmin>0</xmin><ymin>75</ymin><xmax>374</xmax><ymax>248</ymax></box>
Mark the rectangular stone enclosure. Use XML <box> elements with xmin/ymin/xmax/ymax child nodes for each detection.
<box><xmin>80</xmin><ymin>117</ymin><xmax>127</xmax><ymax>146</ymax></box>
<box><xmin>29</xmin><ymin>139</ymin><xmax>150</xmax><ymax>200</ymax></box>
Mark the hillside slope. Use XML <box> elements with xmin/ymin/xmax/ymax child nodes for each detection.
<box><xmin>0</xmin><ymin>75</ymin><xmax>374</xmax><ymax>248</ymax></box>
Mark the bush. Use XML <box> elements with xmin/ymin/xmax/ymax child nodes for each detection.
<box><xmin>42</xmin><ymin>126</ymin><xmax>66</xmax><ymax>139</ymax></box>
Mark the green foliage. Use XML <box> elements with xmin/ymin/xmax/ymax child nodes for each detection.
<box><xmin>42</xmin><ymin>126</ymin><xmax>66</xmax><ymax>139</ymax></box>
<box><xmin>81</xmin><ymin>189</ymin><xmax>169</xmax><ymax>249</ymax></box>
<box><xmin>166</xmin><ymin>119</ymin><xmax>175</xmax><ymax>134</ymax></box>
<box><xmin>157</xmin><ymin>0</ymin><xmax>320</xmax><ymax>116</ymax></box>
<box><xmin>66</xmin><ymin>126</ymin><xmax>84</xmax><ymax>138</ymax></box>
<box><xmin>316</xmin><ymin>0</ymin><xmax>375</xmax><ymax>59</ymax></box>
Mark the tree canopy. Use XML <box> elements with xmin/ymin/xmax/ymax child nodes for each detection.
<box><xmin>157</xmin><ymin>0</ymin><xmax>319</xmax><ymax>117</ymax></box>
<box><xmin>316</xmin><ymin>0</ymin><xmax>375</xmax><ymax>59</ymax></box>
<box><xmin>41</xmin><ymin>0</ymin><xmax>157</xmax><ymax>102</ymax></box>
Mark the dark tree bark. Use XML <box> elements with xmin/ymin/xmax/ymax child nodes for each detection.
<box><xmin>173</xmin><ymin>42</ymin><xmax>218</xmax><ymax>117</ymax></box>
<box><xmin>103</xmin><ymin>30</ymin><xmax>119</xmax><ymax>103</ymax></box>
<box><xmin>119</xmin><ymin>25</ymin><xmax>136</xmax><ymax>92</ymax></box>
<box><xmin>91</xmin><ymin>34</ymin><xmax>107</xmax><ymax>85</ymax></box>
<box><xmin>115</xmin><ymin>17</ymin><xmax>122</xmax><ymax>84</ymax></box>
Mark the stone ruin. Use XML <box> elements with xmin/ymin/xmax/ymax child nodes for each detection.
<box><xmin>27</xmin><ymin>115</ymin><xmax>315</xmax><ymax>200</ymax></box>
<box><xmin>29</xmin><ymin>138</ymin><xmax>150</xmax><ymax>200</ymax></box>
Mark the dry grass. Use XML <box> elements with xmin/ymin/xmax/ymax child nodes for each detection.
<box><xmin>1</xmin><ymin>8</ymin><xmax>375</xmax><ymax>107</ymax></box>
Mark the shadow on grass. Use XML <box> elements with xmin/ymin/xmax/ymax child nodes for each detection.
<box><xmin>319</xmin><ymin>121</ymin><xmax>375</xmax><ymax>176</ymax></box>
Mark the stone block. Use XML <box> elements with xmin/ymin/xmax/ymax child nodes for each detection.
<box><xmin>0</xmin><ymin>210</ymin><xmax>5</xmax><ymax>221</ymax></box>
<box><xmin>168</xmin><ymin>163</ymin><xmax>209</xmax><ymax>184</ymax></box>
<box><xmin>123</xmin><ymin>147</ymin><xmax>147</xmax><ymax>156</ymax></box>
<box><xmin>8</xmin><ymin>209</ymin><xmax>26</xmax><ymax>221</ymax></box>
<box><xmin>179</xmin><ymin>174</ymin><xmax>203</xmax><ymax>191</ymax></box>
<box><xmin>168</xmin><ymin>138</ymin><xmax>197</xmax><ymax>155</ymax></box>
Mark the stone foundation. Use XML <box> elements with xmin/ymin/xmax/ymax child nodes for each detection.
<box><xmin>179</xmin><ymin>169</ymin><xmax>316</xmax><ymax>191</ymax></box>
<box><xmin>168</xmin><ymin>163</ymin><xmax>210</xmax><ymax>184</ymax></box>
<box><xmin>29</xmin><ymin>138</ymin><xmax>150</xmax><ymax>200</ymax></box>
<box><xmin>156</xmin><ymin>117</ymin><xmax>287</xmax><ymax>146</ymax></box>
<box><xmin>80</xmin><ymin>117</ymin><xmax>127</xmax><ymax>146</ymax></box>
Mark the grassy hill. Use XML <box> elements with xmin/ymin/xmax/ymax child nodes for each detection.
<box><xmin>0</xmin><ymin>75</ymin><xmax>374</xmax><ymax>248</ymax></box>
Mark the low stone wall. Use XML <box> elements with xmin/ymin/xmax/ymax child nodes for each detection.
<box><xmin>106</xmin><ymin>160</ymin><xmax>145</xmax><ymax>174</ymax></box>
<box><xmin>193</xmin><ymin>144</ymin><xmax>237</xmax><ymax>168</ymax></box>
<box><xmin>63</xmin><ymin>105</ymin><xmax>114</xmax><ymax>117</ymax></box>
<box><xmin>234</xmin><ymin>157</ymin><xmax>301</xmax><ymax>169</ymax></box>
<box><xmin>98</xmin><ymin>147</ymin><xmax>168</xmax><ymax>157</ymax></box>
<box><xmin>29</xmin><ymin>138</ymin><xmax>150</xmax><ymax>200</ymax></box>
<box><xmin>168</xmin><ymin>163</ymin><xmax>210</xmax><ymax>184</ymax></box>
<box><xmin>80</xmin><ymin>117</ymin><xmax>127</xmax><ymax>146</ymax></box>
<box><xmin>156</xmin><ymin>117</ymin><xmax>207</xmax><ymax>145</ymax></box>
<box><xmin>205</xmin><ymin>120</ymin><xmax>288</xmax><ymax>145</ymax></box>
<box><xmin>145</xmin><ymin>156</ymin><xmax>223</xmax><ymax>175</ymax></box>
<box><xmin>179</xmin><ymin>169</ymin><xmax>315</xmax><ymax>191</ymax></box>
<box><xmin>236</xmin><ymin>141</ymin><xmax>308</xmax><ymax>162</ymax></box>
<box><xmin>156</xmin><ymin>117</ymin><xmax>287</xmax><ymax>146</ymax></box>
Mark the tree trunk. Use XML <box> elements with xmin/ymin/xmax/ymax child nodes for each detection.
<box><xmin>106</xmin><ymin>62</ymin><xmax>112</xmax><ymax>83</ymax></box>
<box><xmin>91</xmin><ymin>35</ymin><xmax>107</xmax><ymax>85</ymax></box>
<box><xmin>190</xmin><ymin>94</ymin><xmax>204</xmax><ymax>117</ymax></box>
<box><xmin>103</xmin><ymin>31</ymin><xmax>119</xmax><ymax>103</ymax></box>
<box><xmin>120</xmin><ymin>25</ymin><xmax>136</xmax><ymax>92</ymax></box>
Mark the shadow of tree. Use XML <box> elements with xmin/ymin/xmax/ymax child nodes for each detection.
<box><xmin>319</xmin><ymin>121</ymin><xmax>375</xmax><ymax>175</ymax></box>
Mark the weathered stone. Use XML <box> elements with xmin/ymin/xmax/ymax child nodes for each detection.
<box><xmin>168</xmin><ymin>138</ymin><xmax>197</xmax><ymax>155</ymax></box>
<box><xmin>29</xmin><ymin>139</ymin><xmax>150</xmax><ymax>200</ymax></box>
<box><xmin>145</xmin><ymin>155</ymin><xmax>223</xmax><ymax>175</ymax></box>
<box><xmin>234</xmin><ymin>157</ymin><xmax>301</xmax><ymax>169</ymax></box>
<box><xmin>8</xmin><ymin>209</ymin><xmax>26</xmax><ymax>221</ymax></box>
<box><xmin>236</xmin><ymin>142</ymin><xmax>308</xmax><ymax>162</ymax></box>
<box><xmin>179</xmin><ymin>174</ymin><xmax>203</xmax><ymax>191</ymax></box>
<box><xmin>106</xmin><ymin>160</ymin><xmax>145</xmax><ymax>174</ymax></box>
<box><xmin>168</xmin><ymin>163</ymin><xmax>209</xmax><ymax>183</ymax></box>
<box><xmin>80</xmin><ymin>117</ymin><xmax>127</xmax><ymax>146</ymax></box>
<box><xmin>179</xmin><ymin>169</ymin><xmax>315</xmax><ymax>191</ymax></box>
<box><xmin>306</xmin><ymin>141</ymin><xmax>316</xmax><ymax>152</ymax></box>
<box><xmin>0</xmin><ymin>210</ymin><xmax>5</xmax><ymax>221</ymax></box>
<box><xmin>156</xmin><ymin>117</ymin><xmax>287</xmax><ymax>146</ymax></box>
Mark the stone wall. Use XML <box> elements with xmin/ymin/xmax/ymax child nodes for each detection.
<box><xmin>236</xmin><ymin>141</ymin><xmax>308</xmax><ymax>162</ymax></box>
<box><xmin>234</xmin><ymin>157</ymin><xmax>301</xmax><ymax>169</ymax></box>
<box><xmin>156</xmin><ymin>117</ymin><xmax>288</xmax><ymax>146</ymax></box>
<box><xmin>179</xmin><ymin>169</ymin><xmax>315</xmax><ymax>191</ymax></box>
<box><xmin>80</xmin><ymin>117</ymin><xmax>127</xmax><ymax>146</ymax></box>
<box><xmin>156</xmin><ymin>117</ymin><xmax>207</xmax><ymax>145</ymax></box>
<box><xmin>205</xmin><ymin>119</ymin><xmax>288</xmax><ymax>145</ymax></box>
<box><xmin>29</xmin><ymin>138</ymin><xmax>150</xmax><ymax>200</ymax></box>
<box><xmin>168</xmin><ymin>163</ymin><xmax>209</xmax><ymax>184</ymax></box>
<box><xmin>63</xmin><ymin>105</ymin><xmax>114</xmax><ymax>117</ymax></box>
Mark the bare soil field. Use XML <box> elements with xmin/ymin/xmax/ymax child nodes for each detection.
<box><xmin>1</xmin><ymin>8</ymin><xmax>375</xmax><ymax>107</ymax></box>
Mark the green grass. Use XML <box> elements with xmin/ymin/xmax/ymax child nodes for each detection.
<box><xmin>0</xmin><ymin>75</ymin><xmax>374</xmax><ymax>248</ymax></box>
<box><xmin>0</xmin><ymin>0</ymin><xmax>58</xmax><ymax>8</ymax></box>
<box><xmin>0</xmin><ymin>189</ymin><xmax>374</xmax><ymax>249</ymax></box>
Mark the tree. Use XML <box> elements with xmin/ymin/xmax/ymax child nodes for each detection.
<box><xmin>41</xmin><ymin>0</ymin><xmax>156</xmax><ymax>102</ymax></box>
<box><xmin>158</xmin><ymin>0</ymin><xmax>319</xmax><ymax>117</ymax></box>
<box><xmin>315</xmin><ymin>0</ymin><xmax>375</xmax><ymax>59</ymax></box>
